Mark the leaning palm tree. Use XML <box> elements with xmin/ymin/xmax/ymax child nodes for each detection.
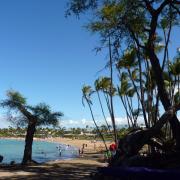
<box><xmin>82</xmin><ymin>85</ymin><xmax>108</xmax><ymax>151</ymax></box>
<box><xmin>94</xmin><ymin>78</ymin><xmax>111</xmax><ymax>132</ymax></box>
<box><xmin>98</xmin><ymin>77</ymin><xmax>118</xmax><ymax>144</ymax></box>
<box><xmin>1</xmin><ymin>90</ymin><xmax>63</xmax><ymax>165</ymax></box>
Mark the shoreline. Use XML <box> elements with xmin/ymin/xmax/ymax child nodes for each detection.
<box><xmin>0</xmin><ymin>137</ymin><xmax>109</xmax><ymax>179</ymax></box>
<box><xmin>1</xmin><ymin>136</ymin><xmax>113</xmax><ymax>153</ymax></box>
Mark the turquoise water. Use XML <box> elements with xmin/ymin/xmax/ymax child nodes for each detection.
<box><xmin>0</xmin><ymin>139</ymin><xmax>79</xmax><ymax>164</ymax></box>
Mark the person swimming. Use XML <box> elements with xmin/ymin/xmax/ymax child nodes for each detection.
<box><xmin>59</xmin><ymin>149</ymin><xmax>62</xmax><ymax>156</ymax></box>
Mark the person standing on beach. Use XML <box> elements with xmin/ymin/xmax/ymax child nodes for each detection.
<box><xmin>109</xmin><ymin>143</ymin><xmax>117</xmax><ymax>157</ymax></box>
<box><xmin>93</xmin><ymin>140</ymin><xmax>96</xmax><ymax>150</ymax></box>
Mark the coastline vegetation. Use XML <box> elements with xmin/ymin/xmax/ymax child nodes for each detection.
<box><xmin>0</xmin><ymin>126</ymin><xmax>128</xmax><ymax>141</ymax></box>
<box><xmin>0</xmin><ymin>90</ymin><xmax>63</xmax><ymax>165</ymax></box>
<box><xmin>67</xmin><ymin>0</ymin><xmax>180</xmax><ymax>170</ymax></box>
<box><xmin>0</xmin><ymin>0</ymin><xmax>179</xmax><ymax>179</ymax></box>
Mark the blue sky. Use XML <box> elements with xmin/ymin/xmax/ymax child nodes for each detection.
<box><xmin>0</xmin><ymin>0</ymin><xmax>179</xmax><ymax>128</ymax></box>
<box><xmin>0</xmin><ymin>0</ymin><xmax>111</xmax><ymax>128</ymax></box>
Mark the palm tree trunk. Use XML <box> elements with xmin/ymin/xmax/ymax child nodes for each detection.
<box><xmin>119</xmin><ymin>93</ymin><xmax>131</xmax><ymax>128</ymax></box>
<box><xmin>86</xmin><ymin>98</ymin><xmax>108</xmax><ymax>151</ymax></box>
<box><xmin>127</xmin><ymin>68</ymin><xmax>148</xmax><ymax>127</ymax></box>
<box><xmin>97</xmin><ymin>91</ymin><xmax>111</xmax><ymax>132</ymax></box>
<box><xmin>125</xmin><ymin>95</ymin><xmax>135</xmax><ymax>126</ymax></box>
<box><xmin>137</xmin><ymin>49</ymin><xmax>149</xmax><ymax>127</ymax></box>
<box><xmin>108</xmin><ymin>36</ymin><xmax>118</xmax><ymax>145</ymax></box>
<box><xmin>22</xmin><ymin>121</ymin><xmax>36</xmax><ymax>165</ymax></box>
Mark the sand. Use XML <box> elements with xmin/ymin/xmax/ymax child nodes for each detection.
<box><xmin>0</xmin><ymin>154</ymin><xmax>107</xmax><ymax>179</ymax></box>
<box><xmin>0</xmin><ymin>137</ymin><xmax>112</xmax><ymax>179</ymax></box>
<box><xmin>43</xmin><ymin>137</ymin><xmax>113</xmax><ymax>152</ymax></box>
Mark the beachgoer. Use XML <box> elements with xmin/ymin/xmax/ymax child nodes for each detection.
<box><xmin>59</xmin><ymin>149</ymin><xmax>62</xmax><ymax>156</ymax></box>
<box><xmin>81</xmin><ymin>148</ymin><xmax>84</xmax><ymax>154</ymax></box>
<box><xmin>109</xmin><ymin>143</ymin><xmax>117</xmax><ymax>157</ymax></box>
<box><xmin>93</xmin><ymin>140</ymin><xmax>96</xmax><ymax>150</ymax></box>
<box><xmin>58</xmin><ymin>145</ymin><xmax>61</xmax><ymax>150</ymax></box>
<box><xmin>81</xmin><ymin>144</ymin><xmax>85</xmax><ymax>154</ymax></box>
<box><xmin>104</xmin><ymin>150</ymin><xmax>112</xmax><ymax>162</ymax></box>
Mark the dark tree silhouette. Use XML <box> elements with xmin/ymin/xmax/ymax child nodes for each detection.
<box><xmin>1</xmin><ymin>90</ymin><xmax>63</xmax><ymax>165</ymax></box>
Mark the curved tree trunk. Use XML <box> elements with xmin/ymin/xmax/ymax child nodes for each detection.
<box><xmin>146</xmin><ymin>9</ymin><xmax>180</xmax><ymax>151</ymax></box>
<box><xmin>22</xmin><ymin>121</ymin><xmax>36</xmax><ymax>165</ymax></box>
<box><xmin>122</xmin><ymin>104</ymin><xmax>180</xmax><ymax>155</ymax></box>
<box><xmin>86</xmin><ymin>98</ymin><xmax>108</xmax><ymax>152</ymax></box>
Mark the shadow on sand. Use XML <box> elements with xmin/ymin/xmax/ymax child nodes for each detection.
<box><xmin>0</xmin><ymin>161</ymin><xmax>99</xmax><ymax>180</ymax></box>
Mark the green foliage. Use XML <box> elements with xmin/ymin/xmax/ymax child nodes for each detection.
<box><xmin>67</xmin><ymin>0</ymin><xmax>180</xmax><ymax>149</ymax></box>
<box><xmin>1</xmin><ymin>90</ymin><xmax>26</xmax><ymax>109</ymax></box>
<box><xmin>117</xmin><ymin>128</ymin><xmax>129</xmax><ymax>138</ymax></box>
<box><xmin>30</xmin><ymin>103</ymin><xmax>63</xmax><ymax>127</ymax></box>
<box><xmin>1</xmin><ymin>89</ymin><xmax>63</xmax><ymax>128</ymax></box>
<box><xmin>174</xmin><ymin>92</ymin><xmax>180</xmax><ymax>104</ymax></box>
<box><xmin>117</xmin><ymin>48</ymin><xmax>138</xmax><ymax>69</ymax></box>
<box><xmin>66</xmin><ymin>0</ymin><xmax>97</xmax><ymax>16</ymax></box>
<box><xmin>82</xmin><ymin>85</ymin><xmax>94</xmax><ymax>105</ymax></box>
<box><xmin>169</xmin><ymin>57</ymin><xmax>180</xmax><ymax>76</ymax></box>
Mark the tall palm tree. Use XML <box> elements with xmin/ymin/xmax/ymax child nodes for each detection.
<box><xmin>117</xmin><ymin>49</ymin><xmax>148</xmax><ymax>127</ymax></box>
<box><xmin>98</xmin><ymin>77</ymin><xmax>117</xmax><ymax>144</ymax></box>
<box><xmin>108</xmin><ymin>36</ymin><xmax>118</xmax><ymax>145</ymax></box>
<box><xmin>82</xmin><ymin>85</ymin><xmax>108</xmax><ymax>151</ymax></box>
<box><xmin>94</xmin><ymin>78</ymin><xmax>110</xmax><ymax>132</ymax></box>
<box><xmin>1</xmin><ymin>90</ymin><xmax>63</xmax><ymax>165</ymax></box>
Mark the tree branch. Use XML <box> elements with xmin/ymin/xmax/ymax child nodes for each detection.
<box><xmin>144</xmin><ymin>0</ymin><xmax>155</xmax><ymax>15</ymax></box>
<box><xmin>156</xmin><ymin>0</ymin><xmax>171</xmax><ymax>15</ymax></box>
<box><xmin>171</xmin><ymin>4</ymin><xmax>180</xmax><ymax>14</ymax></box>
<box><xmin>173</xmin><ymin>0</ymin><xmax>180</xmax><ymax>4</ymax></box>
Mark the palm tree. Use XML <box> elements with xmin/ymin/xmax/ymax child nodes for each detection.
<box><xmin>117</xmin><ymin>48</ymin><xmax>148</xmax><ymax>127</ymax></box>
<box><xmin>169</xmin><ymin>56</ymin><xmax>180</xmax><ymax>105</ymax></box>
<box><xmin>108</xmin><ymin>36</ymin><xmax>118</xmax><ymax>145</ymax></box>
<box><xmin>82</xmin><ymin>85</ymin><xmax>108</xmax><ymax>151</ymax></box>
<box><xmin>94</xmin><ymin>78</ymin><xmax>110</xmax><ymax>132</ymax></box>
<box><xmin>98</xmin><ymin>77</ymin><xmax>117</xmax><ymax>144</ymax></box>
<box><xmin>118</xmin><ymin>73</ymin><xmax>132</xmax><ymax>127</ymax></box>
<box><xmin>100</xmin><ymin>124</ymin><xmax>108</xmax><ymax>133</ymax></box>
<box><xmin>1</xmin><ymin>90</ymin><xmax>63</xmax><ymax>165</ymax></box>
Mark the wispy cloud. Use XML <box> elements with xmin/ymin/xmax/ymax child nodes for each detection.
<box><xmin>60</xmin><ymin>117</ymin><xmax>130</xmax><ymax>128</ymax></box>
<box><xmin>0</xmin><ymin>116</ymin><xmax>11</xmax><ymax>128</ymax></box>
<box><xmin>60</xmin><ymin>118</ymin><xmax>94</xmax><ymax>128</ymax></box>
<box><xmin>60</xmin><ymin>116</ymin><xmax>148</xmax><ymax>128</ymax></box>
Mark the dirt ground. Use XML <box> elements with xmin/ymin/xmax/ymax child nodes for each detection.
<box><xmin>0</xmin><ymin>153</ymin><xmax>107</xmax><ymax>180</ymax></box>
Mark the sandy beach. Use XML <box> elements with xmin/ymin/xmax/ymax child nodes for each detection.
<box><xmin>2</xmin><ymin>136</ymin><xmax>113</xmax><ymax>153</ymax></box>
<box><xmin>44</xmin><ymin>137</ymin><xmax>113</xmax><ymax>152</ymax></box>
<box><xmin>0</xmin><ymin>137</ymin><xmax>112</xmax><ymax>179</ymax></box>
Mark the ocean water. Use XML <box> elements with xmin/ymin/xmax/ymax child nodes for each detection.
<box><xmin>0</xmin><ymin>139</ymin><xmax>79</xmax><ymax>164</ymax></box>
